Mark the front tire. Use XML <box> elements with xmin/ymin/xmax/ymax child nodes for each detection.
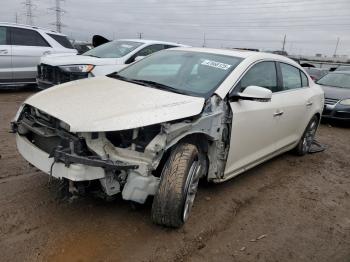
<box><xmin>151</xmin><ymin>143</ymin><xmax>201</xmax><ymax>228</ymax></box>
<box><xmin>294</xmin><ymin>115</ymin><xmax>319</xmax><ymax>156</ymax></box>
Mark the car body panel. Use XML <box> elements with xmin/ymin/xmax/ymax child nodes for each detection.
<box><xmin>24</xmin><ymin>76</ymin><xmax>205</xmax><ymax>132</ymax></box>
<box><xmin>0</xmin><ymin>44</ymin><xmax>12</xmax><ymax>82</ymax></box>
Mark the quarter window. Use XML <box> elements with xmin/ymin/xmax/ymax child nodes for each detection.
<box><xmin>0</xmin><ymin>27</ymin><xmax>7</xmax><ymax>45</ymax></box>
<box><xmin>280</xmin><ymin>63</ymin><xmax>302</xmax><ymax>90</ymax></box>
<box><xmin>239</xmin><ymin>61</ymin><xmax>279</xmax><ymax>92</ymax></box>
<box><xmin>10</xmin><ymin>27</ymin><xmax>50</xmax><ymax>47</ymax></box>
<box><xmin>48</xmin><ymin>33</ymin><xmax>74</xmax><ymax>49</ymax></box>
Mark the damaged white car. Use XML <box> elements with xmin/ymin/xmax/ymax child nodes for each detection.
<box><xmin>12</xmin><ymin>48</ymin><xmax>324</xmax><ymax>227</ymax></box>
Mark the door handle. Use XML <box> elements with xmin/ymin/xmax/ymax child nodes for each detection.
<box><xmin>273</xmin><ymin>111</ymin><xmax>284</xmax><ymax>117</ymax></box>
<box><xmin>306</xmin><ymin>101</ymin><xmax>313</xmax><ymax>107</ymax></box>
<box><xmin>0</xmin><ymin>49</ymin><xmax>8</xmax><ymax>54</ymax></box>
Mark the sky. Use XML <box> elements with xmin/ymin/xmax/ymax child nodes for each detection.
<box><xmin>1</xmin><ymin>0</ymin><xmax>350</xmax><ymax>56</ymax></box>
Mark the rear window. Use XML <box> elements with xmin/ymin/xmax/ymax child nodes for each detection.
<box><xmin>48</xmin><ymin>33</ymin><xmax>74</xmax><ymax>49</ymax></box>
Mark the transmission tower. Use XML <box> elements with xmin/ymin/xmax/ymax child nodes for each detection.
<box><xmin>50</xmin><ymin>0</ymin><xmax>65</xmax><ymax>33</ymax></box>
<box><xmin>24</xmin><ymin>0</ymin><xmax>35</xmax><ymax>25</ymax></box>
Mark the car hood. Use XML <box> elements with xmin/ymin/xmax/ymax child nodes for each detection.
<box><xmin>320</xmin><ymin>85</ymin><xmax>350</xmax><ymax>100</ymax></box>
<box><xmin>41</xmin><ymin>54</ymin><xmax>120</xmax><ymax>66</ymax></box>
<box><xmin>23</xmin><ymin>76</ymin><xmax>205</xmax><ymax>132</ymax></box>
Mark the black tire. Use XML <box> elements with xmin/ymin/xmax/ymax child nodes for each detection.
<box><xmin>151</xmin><ymin>143</ymin><xmax>200</xmax><ymax>228</ymax></box>
<box><xmin>294</xmin><ymin>115</ymin><xmax>319</xmax><ymax>156</ymax></box>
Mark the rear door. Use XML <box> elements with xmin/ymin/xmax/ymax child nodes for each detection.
<box><xmin>10</xmin><ymin>27</ymin><xmax>52</xmax><ymax>82</ymax></box>
<box><xmin>0</xmin><ymin>26</ymin><xmax>12</xmax><ymax>83</ymax></box>
<box><xmin>274</xmin><ymin>62</ymin><xmax>313</xmax><ymax>148</ymax></box>
<box><xmin>225</xmin><ymin>61</ymin><xmax>284</xmax><ymax>177</ymax></box>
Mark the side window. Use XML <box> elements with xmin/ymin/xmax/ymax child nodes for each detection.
<box><xmin>0</xmin><ymin>27</ymin><xmax>8</xmax><ymax>45</ymax></box>
<box><xmin>280</xmin><ymin>63</ymin><xmax>302</xmax><ymax>90</ymax></box>
<box><xmin>300</xmin><ymin>71</ymin><xmax>309</xmax><ymax>87</ymax></box>
<box><xmin>239</xmin><ymin>61</ymin><xmax>278</xmax><ymax>92</ymax></box>
<box><xmin>137</xmin><ymin>44</ymin><xmax>164</xmax><ymax>56</ymax></box>
<box><xmin>10</xmin><ymin>27</ymin><xmax>50</xmax><ymax>47</ymax></box>
<box><xmin>126</xmin><ymin>44</ymin><xmax>165</xmax><ymax>64</ymax></box>
<box><xmin>164</xmin><ymin>45</ymin><xmax>177</xmax><ymax>49</ymax></box>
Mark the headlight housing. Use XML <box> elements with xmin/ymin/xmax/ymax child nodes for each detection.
<box><xmin>339</xmin><ymin>99</ymin><xmax>350</xmax><ymax>106</ymax></box>
<box><xmin>59</xmin><ymin>64</ymin><xmax>94</xmax><ymax>73</ymax></box>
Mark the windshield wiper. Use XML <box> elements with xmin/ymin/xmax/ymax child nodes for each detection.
<box><xmin>110</xmin><ymin>74</ymin><xmax>149</xmax><ymax>86</ymax></box>
<box><xmin>132</xmin><ymin>79</ymin><xmax>186</xmax><ymax>95</ymax></box>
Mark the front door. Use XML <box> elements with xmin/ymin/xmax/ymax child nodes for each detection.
<box><xmin>0</xmin><ymin>26</ymin><xmax>12</xmax><ymax>83</ymax></box>
<box><xmin>224</xmin><ymin>61</ymin><xmax>284</xmax><ymax>178</ymax></box>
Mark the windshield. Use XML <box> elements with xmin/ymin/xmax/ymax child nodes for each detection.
<box><xmin>317</xmin><ymin>73</ymin><xmax>350</xmax><ymax>89</ymax></box>
<box><xmin>115</xmin><ymin>50</ymin><xmax>243</xmax><ymax>97</ymax></box>
<box><xmin>83</xmin><ymin>40</ymin><xmax>143</xmax><ymax>58</ymax></box>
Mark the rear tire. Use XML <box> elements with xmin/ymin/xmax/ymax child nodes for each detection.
<box><xmin>151</xmin><ymin>143</ymin><xmax>201</xmax><ymax>228</ymax></box>
<box><xmin>294</xmin><ymin>115</ymin><xmax>319</xmax><ymax>156</ymax></box>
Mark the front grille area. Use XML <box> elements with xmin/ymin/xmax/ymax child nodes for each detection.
<box><xmin>37</xmin><ymin>64</ymin><xmax>88</xmax><ymax>86</ymax></box>
<box><xmin>324</xmin><ymin>98</ymin><xmax>340</xmax><ymax>105</ymax></box>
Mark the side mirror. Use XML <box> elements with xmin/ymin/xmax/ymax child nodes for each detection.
<box><xmin>134</xmin><ymin>56</ymin><xmax>146</xmax><ymax>62</ymax></box>
<box><xmin>230</xmin><ymin>86</ymin><xmax>272</xmax><ymax>102</ymax></box>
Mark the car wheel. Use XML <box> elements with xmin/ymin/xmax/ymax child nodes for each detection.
<box><xmin>294</xmin><ymin>115</ymin><xmax>319</xmax><ymax>156</ymax></box>
<box><xmin>151</xmin><ymin>143</ymin><xmax>201</xmax><ymax>228</ymax></box>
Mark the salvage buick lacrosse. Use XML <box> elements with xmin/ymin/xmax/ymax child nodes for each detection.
<box><xmin>12</xmin><ymin>48</ymin><xmax>324</xmax><ymax>227</ymax></box>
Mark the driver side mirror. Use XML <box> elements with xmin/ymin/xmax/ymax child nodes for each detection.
<box><xmin>229</xmin><ymin>85</ymin><xmax>272</xmax><ymax>102</ymax></box>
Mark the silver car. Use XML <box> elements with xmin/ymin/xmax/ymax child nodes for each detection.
<box><xmin>0</xmin><ymin>22</ymin><xmax>76</xmax><ymax>88</ymax></box>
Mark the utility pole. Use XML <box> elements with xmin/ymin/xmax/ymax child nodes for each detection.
<box><xmin>137</xmin><ymin>32</ymin><xmax>143</xmax><ymax>39</ymax></box>
<box><xmin>282</xmin><ymin>34</ymin><xmax>286</xmax><ymax>52</ymax></box>
<box><xmin>202</xmin><ymin>32</ymin><xmax>206</xmax><ymax>47</ymax></box>
<box><xmin>333</xmin><ymin>37</ymin><xmax>340</xmax><ymax>57</ymax></box>
<box><xmin>24</xmin><ymin>0</ymin><xmax>34</xmax><ymax>25</ymax></box>
<box><xmin>50</xmin><ymin>0</ymin><xmax>65</xmax><ymax>33</ymax></box>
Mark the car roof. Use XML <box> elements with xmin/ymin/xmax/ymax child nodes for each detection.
<box><xmin>0</xmin><ymin>22</ymin><xmax>66</xmax><ymax>36</ymax></box>
<box><xmin>169</xmin><ymin>47</ymin><xmax>299</xmax><ymax>64</ymax></box>
<box><xmin>115</xmin><ymin>38</ymin><xmax>189</xmax><ymax>47</ymax></box>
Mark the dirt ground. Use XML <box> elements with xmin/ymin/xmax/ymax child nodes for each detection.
<box><xmin>0</xmin><ymin>90</ymin><xmax>349</xmax><ymax>262</ymax></box>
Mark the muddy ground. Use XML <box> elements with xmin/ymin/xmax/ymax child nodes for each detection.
<box><xmin>0</xmin><ymin>90</ymin><xmax>349</xmax><ymax>262</ymax></box>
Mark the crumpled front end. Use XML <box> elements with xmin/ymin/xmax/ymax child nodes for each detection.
<box><xmin>12</xmin><ymin>105</ymin><xmax>165</xmax><ymax>203</ymax></box>
<box><xmin>13</xmin><ymin>94</ymin><xmax>231</xmax><ymax>204</ymax></box>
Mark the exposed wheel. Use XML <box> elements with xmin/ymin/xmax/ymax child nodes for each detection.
<box><xmin>294</xmin><ymin>115</ymin><xmax>319</xmax><ymax>156</ymax></box>
<box><xmin>151</xmin><ymin>143</ymin><xmax>201</xmax><ymax>228</ymax></box>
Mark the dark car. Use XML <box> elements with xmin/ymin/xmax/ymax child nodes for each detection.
<box><xmin>304</xmin><ymin>67</ymin><xmax>328</xmax><ymax>81</ymax></box>
<box><xmin>317</xmin><ymin>71</ymin><xmax>350</xmax><ymax>121</ymax></box>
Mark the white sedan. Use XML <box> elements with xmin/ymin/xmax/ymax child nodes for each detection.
<box><xmin>12</xmin><ymin>48</ymin><xmax>324</xmax><ymax>227</ymax></box>
<box><xmin>36</xmin><ymin>39</ymin><xmax>188</xmax><ymax>89</ymax></box>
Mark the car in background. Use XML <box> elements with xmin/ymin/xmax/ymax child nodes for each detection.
<box><xmin>304</xmin><ymin>67</ymin><xmax>328</xmax><ymax>81</ymax></box>
<box><xmin>335</xmin><ymin>65</ymin><xmax>350</xmax><ymax>72</ymax></box>
<box><xmin>72</xmin><ymin>41</ymin><xmax>93</xmax><ymax>54</ymax></box>
<box><xmin>36</xmin><ymin>39</ymin><xmax>188</xmax><ymax>89</ymax></box>
<box><xmin>0</xmin><ymin>23</ymin><xmax>77</xmax><ymax>88</ymax></box>
<box><xmin>317</xmin><ymin>71</ymin><xmax>350</xmax><ymax>121</ymax></box>
<box><xmin>13</xmin><ymin>48</ymin><xmax>323</xmax><ymax>227</ymax></box>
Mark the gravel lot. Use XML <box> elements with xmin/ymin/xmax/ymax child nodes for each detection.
<box><xmin>0</xmin><ymin>90</ymin><xmax>349</xmax><ymax>262</ymax></box>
